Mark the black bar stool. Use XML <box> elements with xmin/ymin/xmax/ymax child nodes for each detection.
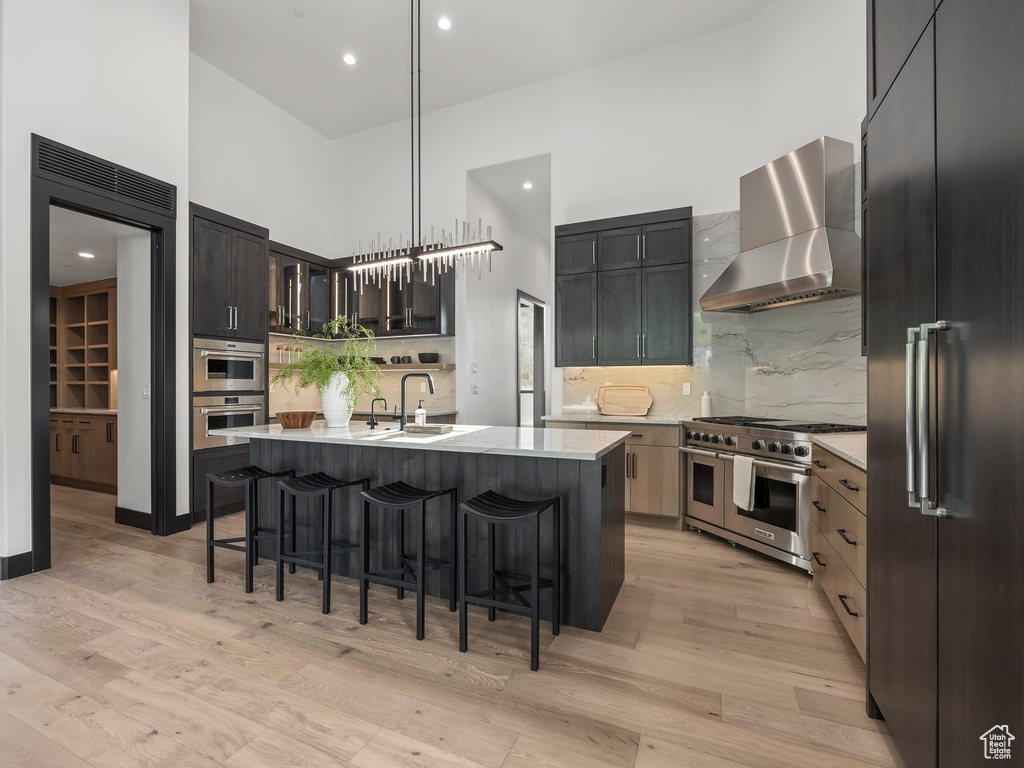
<box><xmin>276</xmin><ymin>472</ymin><xmax>369</xmax><ymax>614</ymax></box>
<box><xmin>359</xmin><ymin>480</ymin><xmax>458</xmax><ymax>640</ymax></box>
<box><xmin>458</xmin><ymin>490</ymin><xmax>561</xmax><ymax>671</ymax></box>
<box><xmin>206</xmin><ymin>465</ymin><xmax>294</xmax><ymax>593</ymax></box>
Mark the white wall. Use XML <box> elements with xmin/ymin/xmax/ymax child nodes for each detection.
<box><xmin>0</xmin><ymin>0</ymin><xmax>190</xmax><ymax>557</ymax></box>
<box><xmin>189</xmin><ymin>53</ymin><xmax>335</xmax><ymax>257</ymax></box>
<box><xmin>461</xmin><ymin>172</ymin><xmax>552</xmax><ymax>425</ymax></box>
<box><xmin>333</xmin><ymin>0</ymin><xmax>865</xmax><ymax>415</ymax></box>
<box><xmin>116</xmin><ymin>234</ymin><xmax>152</xmax><ymax>513</ymax></box>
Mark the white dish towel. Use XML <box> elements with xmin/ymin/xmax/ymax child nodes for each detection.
<box><xmin>733</xmin><ymin>455</ymin><xmax>756</xmax><ymax>511</ymax></box>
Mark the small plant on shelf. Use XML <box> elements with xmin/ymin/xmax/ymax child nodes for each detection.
<box><xmin>271</xmin><ymin>317</ymin><xmax>382</xmax><ymax>428</ymax></box>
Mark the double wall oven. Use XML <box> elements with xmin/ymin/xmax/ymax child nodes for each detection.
<box><xmin>682</xmin><ymin>417</ymin><xmax>865</xmax><ymax>571</ymax></box>
<box><xmin>192</xmin><ymin>339</ymin><xmax>266</xmax><ymax>450</ymax></box>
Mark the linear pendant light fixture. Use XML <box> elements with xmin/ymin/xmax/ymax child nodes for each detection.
<box><xmin>348</xmin><ymin>0</ymin><xmax>502</xmax><ymax>292</ymax></box>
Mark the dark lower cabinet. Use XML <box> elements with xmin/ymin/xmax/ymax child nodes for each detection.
<box><xmin>866</xmin><ymin>23</ymin><xmax>938</xmax><ymax>768</ymax></box>
<box><xmin>867</xmin><ymin>2</ymin><xmax>1024</xmax><ymax>765</ymax></box>
<box><xmin>555</xmin><ymin>273</ymin><xmax>597</xmax><ymax>366</ymax></box>
<box><xmin>641</xmin><ymin>264</ymin><xmax>690</xmax><ymax>365</ymax></box>
<box><xmin>598</xmin><ymin>270</ymin><xmax>641</xmax><ymax>366</ymax></box>
<box><xmin>555</xmin><ymin>208</ymin><xmax>692</xmax><ymax>368</ymax></box>
<box><xmin>192</xmin><ymin>445</ymin><xmax>249</xmax><ymax>523</ymax></box>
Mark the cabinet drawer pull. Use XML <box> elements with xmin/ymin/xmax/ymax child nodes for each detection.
<box><xmin>812</xmin><ymin>551</ymin><xmax>826</xmax><ymax>567</ymax></box>
<box><xmin>811</xmin><ymin>500</ymin><xmax>827</xmax><ymax>513</ymax></box>
<box><xmin>813</xmin><ymin>459</ymin><xmax>827</xmax><ymax>469</ymax></box>
<box><xmin>839</xmin><ymin>478</ymin><xmax>860</xmax><ymax>492</ymax></box>
<box><xmin>836</xmin><ymin>528</ymin><xmax>857</xmax><ymax>546</ymax></box>
<box><xmin>838</xmin><ymin>594</ymin><xmax>859</xmax><ymax>617</ymax></box>
<box><xmin>631</xmin><ymin>452</ymin><xmax>637</xmax><ymax>478</ymax></box>
<box><xmin>55</xmin><ymin>434</ymin><xmax>60</xmax><ymax>452</ymax></box>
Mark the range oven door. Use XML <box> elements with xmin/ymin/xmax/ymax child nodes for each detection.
<box><xmin>683</xmin><ymin>447</ymin><xmax>726</xmax><ymax>527</ymax></box>
<box><xmin>193</xmin><ymin>395</ymin><xmax>264</xmax><ymax>450</ymax></box>
<box><xmin>724</xmin><ymin>463</ymin><xmax>811</xmax><ymax>560</ymax></box>
<box><xmin>193</xmin><ymin>339</ymin><xmax>265</xmax><ymax>393</ymax></box>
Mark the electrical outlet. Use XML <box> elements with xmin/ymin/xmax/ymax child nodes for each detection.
<box><xmin>470</xmin><ymin>383</ymin><xmax>479</xmax><ymax>395</ymax></box>
<box><xmin>683</xmin><ymin>383</ymin><xmax>691</xmax><ymax>396</ymax></box>
<box><xmin>420</xmin><ymin>382</ymin><xmax>426</xmax><ymax>392</ymax></box>
<box><xmin>269</xmin><ymin>382</ymin><xmax>276</xmax><ymax>394</ymax></box>
<box><xmin>471</xmin><ymin>362</ymin><xmax>478</xmax><ymax>373</ymax></box>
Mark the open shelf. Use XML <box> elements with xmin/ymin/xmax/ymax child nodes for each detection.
<box><xmin>52</xmin><ymin>281</ymin><xmax>116</xmax><ymax>410</ymax></box>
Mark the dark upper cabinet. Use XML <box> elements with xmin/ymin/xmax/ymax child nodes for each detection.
<box><xmin>193</xmin><ymin>218</ymin><xmax>233</xmax><ymax>338</ymax></box>
<box><xmin>598</xmin><ymin>227</ymin><xmax>642</xmax><ymax>271</ymax></box>
<box><xmin>867</xmin><ymin>0</ymin><xmax>934</xmax><ymax>118</ymax></box>
<box><xmin>598</xmin><ymin>270</ymin><xmax>642</xmax><ymax>365</ymax></box>
<box><xmin>407</xmin><ymin>266</ymin><xmax>441</xmax><ymax>333</ymax></box>
<box><xmin>555</xmin><ymin>273</ymin><xmax>597</xmax><ymax>366</ymax></box>
<box><xmin>641</xmin><ymin>220</ymin><xmax>690</xmax><ymax>267</ymax></box>
<box><xmin>192</xmin><ymin>209</ymin><xmax>268</xmax><ymax>342</ymax></box>
<box><xmin>329</xmin><ymin>268</ymin><xmax>351</xmax><ymax>334</ymax></box>
<box><xmin>555</xmin><ymin>233</ymin><xmax>597</xmax><ymax>275</ymax></box>
<box><xmin>278</xmin><ymin>254</ymin><xmax>306</xmax><ymax>334</ymax></box>
<box><xmin>641</xmin><ymin>264</ymin><xmax>690</xmax><ymax>365</ymax></box>
<box><xmin>231</xmin><ymin>231</ymin><xmax>267</xmax><ymax>342</ymax></box>
<box><xmin>554</xmin><ymin>208</ymin><xmax>692</xmax><ymax>367</ymax></box>
<box><xmin>306</xmin><ymin>263</ymin><xmax>330</xmax><ymax>335</ymax></box>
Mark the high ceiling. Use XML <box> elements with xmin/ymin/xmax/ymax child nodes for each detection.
<box><xmin>189</xmin><ymin>0</ymin><xmax>772</xmax><ymax>139</ymax></box>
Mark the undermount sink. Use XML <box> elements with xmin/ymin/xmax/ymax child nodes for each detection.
<box><xmin>360</xmin><ymin>425</ymin><xmax>485</xmax><ymax>444</ymax></box>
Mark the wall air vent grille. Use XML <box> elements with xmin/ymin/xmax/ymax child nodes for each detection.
<box><xmin>34</xmin><ymin>136</ymin><xmax>176</xmax><ymax>217</ymax></box>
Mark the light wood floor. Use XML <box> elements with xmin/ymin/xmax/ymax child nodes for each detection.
<box><xmin>0</xmin><ymin>485</ymin><xmax>904</xmax><ymax>768</ymax></box>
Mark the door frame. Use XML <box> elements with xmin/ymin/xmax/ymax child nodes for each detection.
<box><xmin>26</xmin><ymin>135</ymin><xmax>182</xmax><ymax>577</ymax></box>
<box><xmin>515</xmin><ymin>290</ymin><xmax>546</xmax><ymax>428</ymax></box>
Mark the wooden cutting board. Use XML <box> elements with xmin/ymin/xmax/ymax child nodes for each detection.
<box><xmin>595</xmin><ymin>385</ymin><xmax>653</xmax><ymax>416</ymax></box>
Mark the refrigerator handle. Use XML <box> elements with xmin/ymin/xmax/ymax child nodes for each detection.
<box><xmin>917</xmin><ymin>321</ymin><xmax>951</xmax><ymax>518</ymax></box>
<box><xmin>906</xmin><ymin>327</ymin><xmax>919</xmax><ymax>506</ymax></box>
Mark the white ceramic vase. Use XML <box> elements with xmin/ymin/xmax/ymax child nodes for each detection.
<box><xmin>321</xmin><ymin>371</ymin><xmax>354</xmax><ymax>428</ymax></box>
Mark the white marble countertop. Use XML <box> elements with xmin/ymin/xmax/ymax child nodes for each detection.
<box><xmin>211</xmin><ymin>423</ymin><xmax>631</xmax><ymax>461</ymax></box>
<box><xmin>811</xmin><ymin>433</ymin><xmax>867</xmax><ymax>471</ymax></box>
<box><xmin>51</xmin><ymin>408</ymin><xmax>118</xmax><ymax>417</ymax></box>
<box><xmin>543</xmin><ymin>412</ymin><xmax>687</xmax><ymax>426</ymax></box>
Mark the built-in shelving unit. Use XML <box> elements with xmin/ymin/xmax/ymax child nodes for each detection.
<box><xmin>51</xmin><ymin>279</ymin><xmax>117</xmax><ymax>409</ymax></box>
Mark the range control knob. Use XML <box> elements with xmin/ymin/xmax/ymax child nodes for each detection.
<box><xmin>751</xmin><ymin>440</ymin><xmax>765</xmax><ymax>450</ymax></box>
<box><xmin>711</xmin><ymin>435</ymin><xmax>721</xmax><ymax>444</ymax></box>
<box><xmin>701</xmin><ymin>433</ymin><xmax>711</xmax><ymax>442</ymax></box>
<box><xmin>686</xmin><ymin>431</ymin><xmax>694</xmax><ymax>440</ymax></box>
<box><xmin>794</xmin><ymin>445</ymin><xmax>809</xmax><ymax>457</ymax></box>
<box><xmin>724</xmin><ymin>436</ymin><xmax>737</xmax><ymax>447</ymax></box>
<box><xmin>767</xmin><ymin>442</ymin><xmax>781</xmax><ymax>453</ymax></box>
<box><xmin>780</xmin><ymin>444</ymin><xmax>793</xmax><ymax>455</ymax></box>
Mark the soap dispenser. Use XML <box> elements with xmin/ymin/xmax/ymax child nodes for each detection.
<box><xmin>415</xmin><ymin>400</ymin><xmax>427</xmax><ymax>426</ymax></box>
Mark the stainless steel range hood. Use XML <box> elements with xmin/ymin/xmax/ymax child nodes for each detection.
<box><xmin>700</xmin><ymin>136</ymin><xmax>861</xmax><ymax>313</ymax></box>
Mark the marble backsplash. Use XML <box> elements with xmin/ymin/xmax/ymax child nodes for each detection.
<box><xmin>562</xmin><ymin>170</ymin><xmax>866</xmax><ymax>424</ymax></box>
<box><xmin>269</xmin><ymin>335</ymin><xmax>456</xmax><ymax>416</ymax></box>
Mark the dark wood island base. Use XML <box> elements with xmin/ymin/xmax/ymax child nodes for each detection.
<box><xmin>248</xmin><ymin>439</ymin><xmax>626</xmax><ymax>631</ymax></box>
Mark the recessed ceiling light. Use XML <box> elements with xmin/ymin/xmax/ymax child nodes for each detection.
<box><xmin>78</xmin><ymin>252</ymin><xmax>95</xmax><ymax>259</ymax></box>
<box><xmin>522</xmin><ymin>181</ymin><xmax>533</xmax><ymax>190</ymax></box>
<box><xmin>343</xmin><ymin>53</ymin><xmax>356</xmax><ymax>66</ymax></box>
<box><xmin>438</xmin><ymin>17</ymin><xmax>452</xmax><ymax>30</ymax></box>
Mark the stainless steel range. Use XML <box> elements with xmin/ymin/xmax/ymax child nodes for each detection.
<box><xmin>681</xmin><ymin>416</ymin><xmax>866</xmax><ymax>571</ymax></box>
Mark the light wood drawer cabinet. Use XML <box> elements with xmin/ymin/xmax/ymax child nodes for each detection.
<box><xmin>589</xmin><ymin>422</ymin><xmax>680</xmax><ymax>447</ymax></box>
<box><xmin>49</xmin><ymin>412</ymin><xmax>117</xmax><ymax>494</ymax></box>
<box><xmin>811</xmin><ymin>444</ymin><xmax>867</xmax><ymax>661</ymax></box>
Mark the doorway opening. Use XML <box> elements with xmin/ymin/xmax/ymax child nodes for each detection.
<box><xmin>25</xmin><ymin>136</ymin><xmax>181</xmax><ymax>578</ymax></box>
<box><xmin>517</xmin><ymin>292</ymin><xmax>546</xmax><ymax>427</ymax></box>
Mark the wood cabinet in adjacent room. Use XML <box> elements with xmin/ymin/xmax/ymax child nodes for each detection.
<box><xmin>49</xmin><ymin>413</ymin><xmax>117</xmax><ymax>494</ymax></box>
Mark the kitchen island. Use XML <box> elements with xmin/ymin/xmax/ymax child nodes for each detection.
<box><xmin>210</xmin><ymin>423</ymin><xmax>629</xmax><ymax>631</ymax></box>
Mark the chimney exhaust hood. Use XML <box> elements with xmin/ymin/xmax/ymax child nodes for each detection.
<box><xmin>699</xmin><ymin>136</ymin><xmax>861</xmax><ymax>313</ymax></box>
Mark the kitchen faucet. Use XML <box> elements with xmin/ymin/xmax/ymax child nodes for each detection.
<box><xmin>367</xmin><ymin>397</ymin><xmax>387</xmax><ymax>429</ymax></box>
<box><xmin>400</xmin><ymin>373</ymin><xmax>434</xmax><ymax>430</ymax></box>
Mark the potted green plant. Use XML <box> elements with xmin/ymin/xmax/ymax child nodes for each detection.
<box><xmin>271</xmin><ymin>317</ymin><xmax>382</xmax><ymax>428</ymax></box>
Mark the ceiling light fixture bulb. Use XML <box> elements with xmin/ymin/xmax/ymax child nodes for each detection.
<box><xmin>343</xmin><ymin>53</ymin><xmax>356</xmax><ymax>65</ymax></box>
<box><xmin>78</xmin><ymin>252</ymin><xmax>95</xmax><ymax>259</ymax></box>
<box><xmin>522</xmin><ymin>181</ymin><xmax>533</xmax><ymax>190</ymax></box>
<box><xmin>438</xmin><ymin>17</ymin><xmax>452</xmax><ymax>30</ymax></box>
